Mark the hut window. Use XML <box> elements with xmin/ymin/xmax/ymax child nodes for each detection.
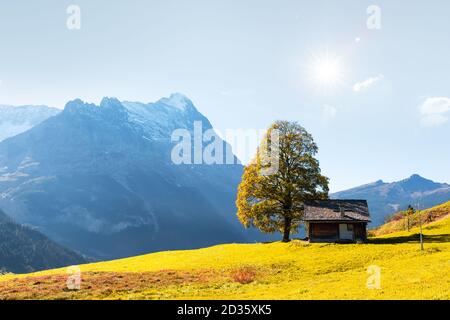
<box><xmin>347</xmin><ymin>224</ymin><xmax>354</xmax><ymax>231</ymax></box>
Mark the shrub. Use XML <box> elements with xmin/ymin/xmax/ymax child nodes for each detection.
<box><xmin>230</xmin><ymin>266</ymin><xmax>257</xmax><ymax>284</ymax></box>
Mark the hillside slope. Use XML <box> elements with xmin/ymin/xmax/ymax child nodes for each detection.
<box><xmin>1</xmin><ymin>204</ymin><xmax>449</xmax><ymax>299</ymax></box>
<box><xmin>371</xmin><ymin>201</ymin><xmax>450</xmax><ymax>236</ymax></box>
<box><xmin>0</xmin><ymin>210</ymin><xmax>87</xmax><ymax>274</ymax></box>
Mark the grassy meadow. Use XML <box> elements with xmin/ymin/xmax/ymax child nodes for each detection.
<box><xmin>1</xmin><ymin>203</ymin><xmax>449</xmax><ymax>300</ymax></box>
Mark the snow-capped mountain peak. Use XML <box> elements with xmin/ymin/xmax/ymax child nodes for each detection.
<box><xmin>157</xmin><ymin>93</ymin><xmax>194</xmax><ymax>111</ymax></box>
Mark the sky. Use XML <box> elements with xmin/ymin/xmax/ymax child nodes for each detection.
<box><xmin>0</xmin><ymin>0</ymin><xmax>449</xmax><ymax>192</ymax></box>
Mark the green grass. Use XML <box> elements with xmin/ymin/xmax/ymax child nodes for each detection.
<box><xmin>1</xmin><ymin>205</ymin><xmax>450</xmax><ymax>300</ymax></box>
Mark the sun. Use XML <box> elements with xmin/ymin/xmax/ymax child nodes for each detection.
<box><xmin>313</xmin><ymin>59</ymin><xmax>340</xmax><ymax>84</ymax></box>
<box><xmin>309</xmin><ymin>51</ymin><xmax>345</xmax><ymax>90</ymax></box>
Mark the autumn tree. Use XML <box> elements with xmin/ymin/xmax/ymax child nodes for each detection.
<box><xmin>236</xmin><ymin>121</ymin><xmax>329</xmax><ymax>242</ymax></box>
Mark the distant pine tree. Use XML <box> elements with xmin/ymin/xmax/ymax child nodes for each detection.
<box><xmin>404</xmin><ymin>205</ymin><xmax>416</xmax><ymax>232</ymax></box>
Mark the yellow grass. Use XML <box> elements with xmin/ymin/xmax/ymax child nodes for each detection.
<box><xmin>1</xmin><ymin>210</ymin><xmax>450</xmax><ymax>300</ymax></box>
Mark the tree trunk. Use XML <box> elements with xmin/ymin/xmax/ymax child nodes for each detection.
<box><xmin>282</xmin><ymin>217</ymin><xmax>292</xmax><ymax>242</ymax></box>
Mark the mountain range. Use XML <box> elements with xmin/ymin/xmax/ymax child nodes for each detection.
<box><xmin>0</xmin><ymin>209</ymin><xmax>86</xmax><ymax>273</ymax></box>
<box><xmin>0</xmin><ymin>94</ymin><xmax>266</xmax><ymax>260</ymax></box>
<box><xmin>332</xmin><ymin>174</ymin><xmax>450</xmax><ymax>226</ymax></box>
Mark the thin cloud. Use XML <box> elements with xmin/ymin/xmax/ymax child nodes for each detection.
<box><xmin>421</xmin><ymin>114</ymin><xmax>448</xmax><ymax>127</ymax></box>
<box><xmin>353</xmin><ymin>74</ymin><xmax>383</xmax><ymax>92</ymax></box>
<box><xmin>419</xmin><ymin>97</ymin><xmax>450</xmax><ymax>127</ymax></box>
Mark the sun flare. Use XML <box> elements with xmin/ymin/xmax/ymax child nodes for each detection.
<box><xmin>309</xmin><ymin>52</ymin><xmax>344</xmax><ymax>90</ymax></box>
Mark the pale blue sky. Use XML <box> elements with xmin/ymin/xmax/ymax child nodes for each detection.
<box><xmin>1</xmin><ymin>0</ymin><xmax>449</xmax><ymax>192</ymax></box>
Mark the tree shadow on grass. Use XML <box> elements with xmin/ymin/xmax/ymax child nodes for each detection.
<box><xmin>369</xmin><ymin>233</ymin><xmax>450</xmax><ymax>244</ymax></box>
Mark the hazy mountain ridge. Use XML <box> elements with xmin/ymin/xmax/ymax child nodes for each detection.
<box><xmin>332</xmin><ymin>174</ymin><xmax>450</xmax><ymax>226</ymax></box>
<box><xmin>0</xmin><ymin>209</ymin><xmax>86</xmax><ymax>273</ymax></box>
<box><xmin>0</xmin><ymin>94</ymin><xmax>256</xmax><ymax>260</ymax></box>
<box><xmin>0</xmin><ymin>105</ymin><xmax>60</xmax><ymax>142</ymax></box>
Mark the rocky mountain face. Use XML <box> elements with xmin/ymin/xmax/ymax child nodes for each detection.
<box><xmin>331</xmin><ymin>174</ymin><xmax>450</xmax><ymax>226</ymax></box>
<box><xmin>0</xmin><ymin>105</ymin><xmax>60</xmax><ymax>142</ymax></box>
<box><xmin>0</xmin><ymin>94</ymin><xmax>265</xmax><ymax>260</ymax></box>
<box><xmin>0</xmin><ymin>209</ymin><xmax>86</xmax><ymax>273</ymax></box>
